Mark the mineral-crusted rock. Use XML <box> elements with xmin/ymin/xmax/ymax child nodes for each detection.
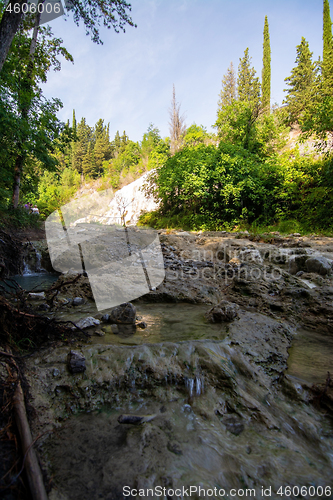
<box><xmin>205</xmin><ymin>300</ymin><xmax>239</xmax><ymax>323</ymax></box>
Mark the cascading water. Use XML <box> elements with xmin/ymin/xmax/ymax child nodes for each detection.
<box><xmin>22</xmin><ymin>244</ymin><xmax>46</xmax><ymax>275</ymax></box>
<box><xmin>185</xmin><ymin>375</ymin><xmax>204</xmax><ymax>397</ymax></box>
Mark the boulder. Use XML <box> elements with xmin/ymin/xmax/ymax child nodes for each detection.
<box><xmin>305</xmin><ymin>256</ymin><xmax>332</xmax><ymax>276</ymax></box>
<box><xmin>205</xmin><ymin>300</ymin><xmax>239</xmax><ymax>323</ymax></box>
<box><xmin>109</xmin><ymin>302</ymin><xmax>136</xmax><ymax>324</ymax></box>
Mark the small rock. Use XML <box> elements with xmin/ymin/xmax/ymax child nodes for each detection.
<box><xmin>57</xmin><ymin>297</ymin><xmax>71</xmax><ymax>306</ymax></box>
<box><xmin>73</xmin><ymin>316</ymin><xmax>100</xmax><ymax>330</ymax></box>
<box><xmin>94</xmin><ymin>330</ymin><xmax>105</xmax><ymax>337</ymax></box>
<box><xmin>205</xmin><ymin>301</ymin><xmax>239</xmax><ymax>323</ymax></box>
<box><xmin>288</xmin><ymin>254</ymin><xmax>308</xmax><ymax>275</ymax></box>
<box><xmin>28</xmin><ymin>292</ymin><xmax>45</xmax><ymax>300</ymax></box>
<box><xmin>101</xmin><ymin>313</ymin><xmax>110</xmax><ymax>322</ymax></box>
<box><xmin>167</xmin><ymin>442</ymin><xmax>183</xmax><ymax>455</ymax></box>
<box><xmin>137</xmin><ymin>321</ymin><xmax>147</xmax><ymax>329</ymax></box>
<box><xmin>109</xmin><ymin>302</ymin><xmax>136</xmax><ymax>324</ymax></box>
<box><xmin>110</xmin><ymin>324</ymin><xmax>119</xmax><ymax>334</ymax></box>
<box><xmin>223</xmin><ymin>416</ymin><xmax>244</xmax><ymax>435</ymax></box>
<box><xmin>38</xmin><ymin>303</ymin><xmax>50</xmax><ymax>311</ymax></box>
<box><xmin>67</xmin><ymin>350</ymin><xmax>86</xmax><ymax>373</ymax></box>
<box><xmin>73</xmin><ymin>297</ymin><xmax>85</xmax><ymax>306</ymax></box>
<box><xmin>52</xmin><ymin>368</ymin><xmax>60</xmax><ymax>378</ymax></box>
<box><xmin>229</xmin><ymin>257</ymin><xmax>241</xmax><ymax>267</ymax></box>
<box><xmin>305</xmin><ymin>256</ymin><xmax>332</xmax><ymax>276</ymax></box>
<box><xmin>117</xmin><ymin>414</ymin><xmax>156</xmax><ymax>425</ymax></box>
<box><xmin>296</xmin><ymin>271</ymin><xmax>304</xmax><ymax>277</ymax></box>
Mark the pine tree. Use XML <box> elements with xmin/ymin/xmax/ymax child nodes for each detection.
<box><xmin>82</xmin><ymin>142</ymin><xmax>96</xmax><ymax>178</ymax></box>
<box><xmin>237</xmin><ymin>48</ymin><xmax>261</xmax><ymax>107</ymax></box>
<box><xmin>322</xmin><ymin>0</ymin><xmax>333</xmax><ymax>93</ymax></box>
<box><xmin>72</xmin><ymin>118</ymin><xmax>93</xmax><ymax>173</ymax></box>
<box><xmin>120</xmin><ymin>131</ymin><xmax>129</xmax><ymax>153</ymax></box>
<box><xmin>283</xmin><ymin>37</ymin><xmax>317</xmax><ymax>124</ymax></box>
<box><xmin>169</xmin><ymin>84</ymin><xmax>186</xmax><ymax>155</ymax></box>
<box><xmin>113</xmin><ymin>130</ymin><xmax>121</xmax><ymax>157</ymax></box>
<box><xmin>262</xmin><ymin>16</ymin><xmax>271</xmax><ymax>113</ymax></box>
<box><xmin>218</xmin><ymin>62</ymin><xmax>236</xmax><ymax>110</ymax></box>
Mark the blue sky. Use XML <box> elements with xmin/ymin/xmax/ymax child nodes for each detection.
<box><xmin>42</xmin><ymin>0</ymin><xmax>325</xmax><ymax>142</ymax></box>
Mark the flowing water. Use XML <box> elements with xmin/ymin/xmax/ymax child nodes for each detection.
<box><xmin>286</xmin><ymin>328</ymin><xmax>333</xmax><ymax>385</ymax></box>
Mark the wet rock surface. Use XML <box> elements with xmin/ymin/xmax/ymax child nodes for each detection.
<box><xmin>5</xmin><ymin>229</ymin><xmax>333</xmax><ymax>498</ymax></box>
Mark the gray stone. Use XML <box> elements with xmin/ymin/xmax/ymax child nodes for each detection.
<box><xmin>67</xmin><ymin>350</ymin><xmax>86</xmax><ymax>373</ymax></box>
<box><xmin>239</xmin><ymin>248</ymin><xmax>263</xmax><ymax>263</ymax></box>
<box><xmin>137</xmin><ymin>321</ymin><xmax>147</xmax><ymax>329</ymax></box>
<box><xmin>73</xmin><ymin>316</ymin><xmax>100</xmax><ymax>330</ymax></box>
<box><xmin>28</xmin><ymin>292</ymin><xmax>45</xmax><ymax>300</ymax></box>
<box><xmin>109</xmin><ymin>302</ymin><xmax>136</xmax><ymax>324</ymax></box>
<box><xmin>38</xmin><ymin>303</ymin><xmax>50</xmax><ymax>311</ymax></box>
<box><xmin>110</xmin><ymin>324</ymin><xmax>119</xmax><ymax>334</ymax></box>
<box><xmin>205</xmin><ymin>301</ymin><xmax>239</xmax><ymax>323</ymax></box>
<box><xmin>305</xmin><ymin>256</ymin><xmax>332</xmax><ymax>276</ymax></box>
<box><xmin>94</xmin><ymin>330</ymin><xmax>105</xmax><ymax>337</ymax></box>
<box><xmin>73</xmin><ymin>297</ymin><xmax>85</xmax><ymax>306</ymax></box>
<box><xmin>288</xmin><ymin>254</ymin><xmax>308</xmax><ymax>275</ymax></box>
<box><xmin>223</xmin><ymin>416</ymin><xmax>244</xmax><ymax>436</ymax></box>
<box><xmin>101</xmin><ymin>314</ymin><xmax>110</xmax><ymax>322</ymax></box>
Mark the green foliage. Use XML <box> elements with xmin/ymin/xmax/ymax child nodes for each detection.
<box><xmin>183</xmin><ymin>124</ymin><xmax>209</xmax><ymax>147</ymax></box>
<box><xmin>0</xmin><ymin>23</ymin><xmax>72</xmax><ymax>207</ymax></box>
<box><xmin>218</xmin><ymin>62</ymin><xmax>236</xmax><ymax>110</ymax></box>
<box><xmin>237</xmin><ymin>48</ymin><xmax>261</xmax><ymax>107</ymax></box>
<box><xmin>262</xmin><ymin>16</ymin><xmax>271</xmax><ymax>113</ymax></box>
<box><xmin>143</xmin><ymin>137</ymin><xmax>333</xmax><ymax>232</ymax></box>
<box><xmin>283</xmin><ymin>37</ymin><xmax>318</xmax><ymax>125</ymax></box>
<box><xmin>323</xmin><ymin>0</ymin><xmax>333</xmax><ymax>87</ymax></box>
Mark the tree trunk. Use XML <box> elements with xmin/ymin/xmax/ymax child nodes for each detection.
<box><xmin>11</xmin><ymin>10</ymin><xmax>41</xmax><ymax>208</ymax></box>
<box><xmin>0</xmin><ymin>0</ymin><xmax>25</xmax><ymax>73</ymax></box>
<box><xmin>12</xmin><ymin>154</ymin><xmax>24</xmax><ymax>208</ymax></box>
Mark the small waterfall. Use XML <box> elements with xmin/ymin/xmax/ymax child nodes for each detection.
<box><xmin>22</xmin><ymin>243</ymin><xmax>47</xmax><ymax>276</ymax></box>
<box><xmin>185</xmin><ymin>376</ymin><xmax>204</xmax><ymax>397</ymax></box>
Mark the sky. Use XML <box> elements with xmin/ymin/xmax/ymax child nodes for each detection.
<box><xmin>41</xmin><ymin>0</ymin><xmax>325</xmax><ymax>142</ymax></box>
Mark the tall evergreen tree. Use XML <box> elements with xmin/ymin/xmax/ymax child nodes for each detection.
<box><xmin>218</xmin><ymin>62</ymin><xmax>236</xmax><ymax>110</ymax></box>
<box><xmin>72</xmin><ymin>118</ymin><xmax>93</xmax><ymax>173</ymax></box>
<box><xmin>82</xmin><ymin>142</ymin><xmax>96</xmax><ymax>177</ymax></box>
<box><xmin>323</xmin><ymin>0</ymin><xmax>333</xmax><ymax>92</ymax></box>
<box><xmin>262</xmin><ymin>16</ymin><xmax>271</xmax><ymax>113</ymax></box>
<box><xmin>72</xmin><ymin>109</ymin><xmax>77</xmax><ymax>139</ymax></box>
<box><xmin>113</xmin><ymin>130</ymin><xmax>121</xmax><ymax>157</ymax></box>
<box><xmin>283</xmin><ymin>37</ymin><xmax>317</xmax><ymax>124</ymax></box>
<box><xmin>237</xmin><ymin>48</ymin><xmax>261</xmax><ymax>107</ymax></box>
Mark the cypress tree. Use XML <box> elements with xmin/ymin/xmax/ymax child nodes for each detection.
<box><xmin>322</xmin><ymin>0</ymin><xmax>333</xmax><ymax>92</ymax></box>
<box><xmin>283</xmin><ymin>38</ymin><xmax>317</xmax><ymax>124</ymax></box>
<box><xmin>218</xmin><ymin>62</ymin><xmax>236</xmax><ymax>110</ymax></box>
<box><xmin>72</xmin><ymin>109</ymin><xmax>77</xmax><ymax>138</ymax></box>
<box><xmin>262</xmin><ymin>16</ymin><xmax>271</xmax><ymax>113</ymax></box>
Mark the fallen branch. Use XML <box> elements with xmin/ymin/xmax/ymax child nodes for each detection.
<box><xmin>13</xmin><ymin>381</ymin><xmax>48</xmax><ymax>500</ymax></box>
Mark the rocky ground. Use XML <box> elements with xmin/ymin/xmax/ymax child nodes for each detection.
<box><xmin>1</xmin><ymin>227</ymin><xmax>333</xmax><ymax>499</ymax></box>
